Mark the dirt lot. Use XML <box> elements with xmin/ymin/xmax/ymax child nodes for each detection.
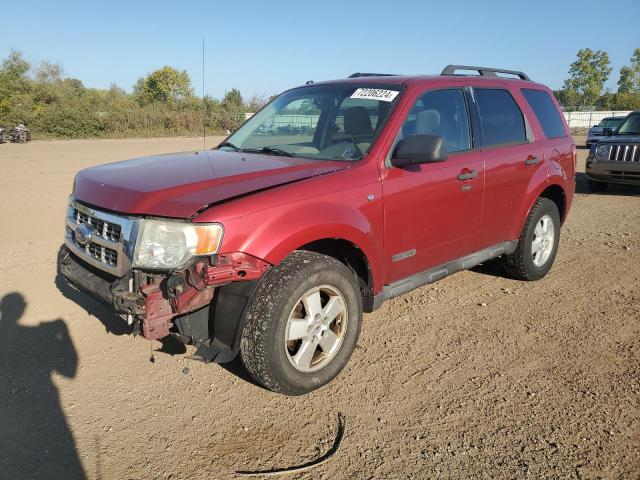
<box><xmin>0</xmin><ymin>136</ymin><xmax>638</xmax><ymax>479</ymax></box>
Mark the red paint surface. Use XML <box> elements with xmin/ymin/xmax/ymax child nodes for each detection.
<box><xmin>74</xmin><ymin>75</ymin><xmax>575</xmax><ymax>297</ymax></box>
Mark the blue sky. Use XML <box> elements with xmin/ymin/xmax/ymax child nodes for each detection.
<box><xmin>1</xmin><ymin>0</ymin><xmax>638</xmax><ymax>99</ymax></box>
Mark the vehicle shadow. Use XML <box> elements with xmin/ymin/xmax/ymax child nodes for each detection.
<box><xmin>0</xmin><ymin>292</ymin><xmax>86</xmax><ymax>479</ymax></box>
<box><xmin>470</xmin><ymin>259</ymin><xmax>512</xmax><ymax>280</ymax></box>
<box><xmin>575</xmin><ymin>172</ymin><xmax>640</xmax><ymax>196</ymax></box>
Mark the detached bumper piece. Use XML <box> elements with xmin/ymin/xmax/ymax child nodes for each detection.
<box><xmin>58</xmin><ymin>246</ymin><xmax>271</xmax><ymax>361</ymax></box>
<box><xmin>58</xmin><ymin>246</ymin><xmax>144</xmax><ymax>316</ymax></box>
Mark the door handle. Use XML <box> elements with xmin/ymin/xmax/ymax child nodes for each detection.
<box><xmin>524</xmin><ymin>156</ymin><xmax>540</xmax><ymax>165</ymax></box>
<box><xmin>457</xmin><ymin>170</ymin><xmax>478</xmax><ymax>181</ymax></box>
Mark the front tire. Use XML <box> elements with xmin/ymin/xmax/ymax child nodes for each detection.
<box><xmin>504</xmin><ymin>198</ymin><xmax>561</xmax><ymax>281</ymax></box>
<box><xmin>240</xmin><ymin>250</ymin><xmax>362</xmax><ymax>395</ymax></box>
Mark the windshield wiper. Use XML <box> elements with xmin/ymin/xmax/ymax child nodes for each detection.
<box><xmin>242</xmin><ymin>146</ymin><xmax>295</xmax><ymax>157</ymax></box>
<box><xmin>217</xmin><ymin>141</ymin><xmax>240</xmax><ymax>151</ymax></box>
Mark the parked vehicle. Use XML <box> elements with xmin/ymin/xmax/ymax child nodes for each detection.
<box><xmin>8</xmin><ymin>124</ymin><xmax>31</xmax><ymax>143</ymax></box>
<box><xmin>585</xmin><ymin>111</ymin><xmax>640</xmax><ymax>192</ymax></box>
<box><xmin>58</xmin><ymin>65</ymin><xmax>576</xmax><ymax>395</ymax></box>
<box><xmin>586</xmin><ymin>116</ymin><xmax>625</xmax><ymax>148</ymax></box>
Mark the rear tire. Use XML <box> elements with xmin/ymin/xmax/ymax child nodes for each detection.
<box><xmin>587</xmin><ymin>178</ymin><xmax>608</xmax><ymax>193</ymax></box>
<box><xmin>503</xmin><ymin>198</ymin><xmax>561</xmax><ymax>281</ymax></box>
<box><xmin>240</xmin><ymin>250</ymin><xmax>362</xmax><ymax>395</ymax></box>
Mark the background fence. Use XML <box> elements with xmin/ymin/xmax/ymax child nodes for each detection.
<box><xmin>563</xmin><ymin>110</ymin><xmax>631</xmax><ymax>131</ymax></box>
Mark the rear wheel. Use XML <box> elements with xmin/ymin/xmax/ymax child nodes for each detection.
<box><xmin>240</xmin><ymin>250</ymin><xmax>362</xmax><ymax>395</ymax></box>
<box><xmin>587</xmin><ymin>178</ymin><xmax>608</xmax><ymax>193</ymax></box>
<box><xmin>504</xmin><ymin>198</ymin><xmax>561</xmax><ymax>281</ymax></box>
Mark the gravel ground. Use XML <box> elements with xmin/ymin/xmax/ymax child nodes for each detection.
<box><xmin>0</xmin><ymin>136</ymin><xmax>638</xmax><ymax>479</ymax></box>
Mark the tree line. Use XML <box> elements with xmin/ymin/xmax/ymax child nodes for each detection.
<box><xmin>1</xmin><ymin>48</ymin><xmax>638</xmax><ymax>139</ymax></box>
<box><xmin>0</xmin><ymin>50</ymin><xmax>268</xmax><ymax>139</ymax></box>
<box><xmin>554</xmin><ymin>48</ymin><xmax>640</xmax><ymax>111</ymax></box>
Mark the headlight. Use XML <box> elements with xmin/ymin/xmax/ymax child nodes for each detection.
<box><xmin>133</xmin><ymin>220</ymin><xmax>223</xmax><ymax>270</ymax></box>
<box><xmin>596</xmin><ymin>144</ymin><xmax>610</xmax><ymax>157</ymax></box>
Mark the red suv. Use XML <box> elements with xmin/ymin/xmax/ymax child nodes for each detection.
<box><xmin>59</xmin><ymin>65</ymin><xmax>575</xmax><ymax>395</ymax></box>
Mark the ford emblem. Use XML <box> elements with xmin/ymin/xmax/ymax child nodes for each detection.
<box><xmin>75</xmin><ymin>224</ymin><xmax>93</xmax><ymax>245</ymax></box>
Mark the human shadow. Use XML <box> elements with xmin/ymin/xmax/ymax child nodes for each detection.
<box><xmin>576</xmin><ymin>172</ymin><xmax>640</xmax><ymax>196</ymax></box>
<box><xmin>0</xmin><ymin>292</ymin><xmax>86</xmax><ymax>479</ymax></box>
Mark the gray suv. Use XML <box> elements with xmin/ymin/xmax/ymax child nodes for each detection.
<box><xmin>586</xmin><ymin>111</ymin><xmax>640</xmax><ymax>191</ymax></box>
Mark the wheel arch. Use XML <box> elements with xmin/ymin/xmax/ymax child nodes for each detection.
<box><xmin>298</xmin><ymin>238</ymin><xmax>376</xmax><ymax>312</ymax></box>
<box><xmin>510</xmin><ymin>179</ymin><xmax>569</xmax><ymax>241</ymax></box>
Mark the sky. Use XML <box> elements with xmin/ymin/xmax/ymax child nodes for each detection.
<box><xmin>1</xmin><ymin>0</ymin><xmax>638</xmax><ymax>100</ymax></box>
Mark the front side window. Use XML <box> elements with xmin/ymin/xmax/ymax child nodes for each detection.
<box><xmin>522</xmin><ymin>88</ymin><xmax>566</xmax><ymax>139</ymax></box>
<box><xmin>221</xmin><ymin>84</ymin><xmax>402</xmax><ymax>161</ymax></box>
<box><xmin>475</xmin><ymin>88</ymin><xmax>527</xmax><ymax>147</ymax></box>
<box><xmin>398</xmin><ymin>89</ymin><xmax>471</xmax><ymax>153</ymax></box>
<box><xmin>617</xmin><ymin>113</ymin><xmax>640</xmax><ymax>135</ymax></box>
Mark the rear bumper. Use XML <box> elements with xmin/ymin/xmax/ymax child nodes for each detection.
<box><xmin>585</xmin><ymin>158</ymin><xmax>640</xmax><ymax>185</ymax></box>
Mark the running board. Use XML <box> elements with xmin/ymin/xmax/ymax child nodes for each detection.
<box><xmin>370</xmin><ymin>240</ymin><xmax>518</xmax><ymax>311</ymax></box>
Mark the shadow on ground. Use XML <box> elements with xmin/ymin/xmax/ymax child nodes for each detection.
<box><xmin>0</xmin><ymin>292</ymin><xmax>86</xmax><ymax>480</ymax></box>
<box><xmin>576</xmin><ymin>172</ymin><xmax>640</xmax><ymax>196</ymax></box>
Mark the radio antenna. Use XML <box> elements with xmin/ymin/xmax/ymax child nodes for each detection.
<box><xmin>202</xmin><ymin>37</ymin><xmax>206</xmax><ymax>150</ymax></box>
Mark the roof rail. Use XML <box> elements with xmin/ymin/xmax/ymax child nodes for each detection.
<box><xmin>441</xmin><ymin>65</ymin><xmax>530</xmax><ymax>81</ymax></box>
<box><xmin>348</xmin><ymin>72</ymin><xmax>399</xmax><ymax>78</ymax></box>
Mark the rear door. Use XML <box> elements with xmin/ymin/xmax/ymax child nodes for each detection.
<box><xmin>382</xmin><ymin>87</ymin><xmax>485</xmax><ymax>283</ymax></box>
<box><xmin>471</xmin><ymin>86</ymin><xmax>544</xmax><ymax>248</ymax></box>
<box><xmin>520</xmin><ymin>87</ymin><xmax>575</xmax><ymax>182</ymax></box>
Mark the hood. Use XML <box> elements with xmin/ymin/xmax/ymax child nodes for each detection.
<box><xmin>73</xmin><ymin>150</ymin><xmax>349</xmax><ymax>218</ymax></box>
<box><xmin>599</xmin><ymin>134</ymin><xmax>640</xmax><ymax>144</ymax></box>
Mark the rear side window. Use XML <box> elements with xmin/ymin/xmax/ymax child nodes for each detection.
<box><xmin>522</xmin><ymin>89</ymin><xmax>565</xmax><ymax>139</ymax></box>
<box><xmin>475</xmin><ymin>89</ymin><xmax>527</xmax><ymax>147</ymax></box>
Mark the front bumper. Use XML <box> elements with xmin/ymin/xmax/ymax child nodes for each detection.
<box><xmin>58</xmin><ymin>245</ymin><xmax>270</xmax><ymax>361</ymax></box>
<box><xmin>585</xmin><ymin>157</ymin><xmax>640</xmax><ymax>185</ymax></box>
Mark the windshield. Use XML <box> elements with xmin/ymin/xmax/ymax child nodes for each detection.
<box><xmin>220</xmin><ymin>83</ymin><xmax>403</xmax><ymax>161</ymax></box>
<box><xmin>617</xmin><ymin>113</ymin><xmax>640</xmax><ymax>135</ymax></box>
<box><xmin>598</xmin><ymin>118</ymin><xmax>624</xmax><ymax>128</ymax></box>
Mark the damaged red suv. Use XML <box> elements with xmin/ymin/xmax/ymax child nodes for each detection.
<box><xmin>59</xmin><ymin>65</ymin><xmax>575</xmax><ymax>395</ymax></box>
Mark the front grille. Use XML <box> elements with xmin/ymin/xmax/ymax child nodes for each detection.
<box><xmin>65</xmin><ymin>199</ymin><xmax>134</xmax><ymax>276</ymax></box>
<box><xmin>608</xmin><ymin>170</ymin><xmax>640</xmax><ymax>181</ymax></box>
<box><xmin>74</xmin><ymin>208</ymin><xmax>121</xmax><ymax>242</ymax></box>
<box><xmin>67</xmin><ymin>226</ymin><xmax>118</xmax><ymax>267</ymax></box>
<box><xmin>608</xmin><ymin>144</ymin><xmax>640</xmax><ymax>162</ymax></box>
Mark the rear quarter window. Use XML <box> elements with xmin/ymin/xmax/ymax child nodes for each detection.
<box><xmin>521</xmin><ymin>89</ymin><xmax>566</xmax><ymax>139</ymax></box>
<box><xmin>474</xmin><ymin>89</ymin><xmax>527</xmax><ymax>147</ymax></box>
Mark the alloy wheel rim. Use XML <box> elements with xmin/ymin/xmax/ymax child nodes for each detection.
<box><xmin>284</xmin><ymin>285</ymin><xmax>348</xmax><ymax>373</ymax></box>
<box><xmin>531</xmin><ymin>214</ymin><xmax>555</xmax><ymax>267</ymax></box>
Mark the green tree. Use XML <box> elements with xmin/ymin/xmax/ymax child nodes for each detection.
<box><xmin>617</xmin><ymin>48</ymin><xmax>640</xmax><ymax>93</ymax></box>
<box><xmin>0</xmin><ymin>50</ymin><xmax>32</xmax><ymax>122</ymax></box>
<box><xmin>553</xmin><ymin>88</ymin><xmax>581</xmax><ymax>109</ymax></box>
<box><xmin>563</xmin><ymin>48</ymin><xmax>612</xmax><ymax>108</ymax></box>
<box><xmin>35</xmin><ymin>60</ymin><xmax>64</xmax><ymax>83</ymax></box>
<box><xmin>133</xmin><ymin>66</ymin><xmax>193</xmax><ymax>105</ymax></box>
<box><xmin>222</xmin><ymin>88</ymin><xmax>243</xmax><ymax>110</ymax></box>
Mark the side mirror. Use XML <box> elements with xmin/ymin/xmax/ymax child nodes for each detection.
<box><xmin>391</xmin><ymin>134</ymin><xmax>448</xmax><ymax>168</ymax></box>
<box><xmin>603</xmin><ymin>127</ymin><xmax>613</xmax><ymax>136</ymax></box>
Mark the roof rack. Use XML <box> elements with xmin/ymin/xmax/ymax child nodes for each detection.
<box><xmin>441</xmin><ymin>65</ymin><xmax>530</xmax><ymax>81</ymax></box>
<box><xmin>348</xmin><ymin>72</ymin><xmax>399</xmax><ymax>78</ymax></box>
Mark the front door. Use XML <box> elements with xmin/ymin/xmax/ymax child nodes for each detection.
<box><xmin>382</xmin><ymin>88</ymin><xmax>484</xmax><ymax>284</ymax></box>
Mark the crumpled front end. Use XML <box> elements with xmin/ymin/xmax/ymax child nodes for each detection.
<box><xmin>58</xmin><ymin>197</ymin><xmax>271</xmax><ymax>361</ymax></box>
